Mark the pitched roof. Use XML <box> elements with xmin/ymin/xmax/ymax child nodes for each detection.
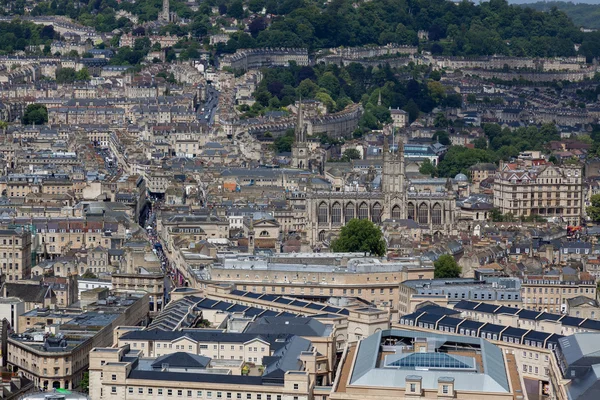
<box><xmin>4</xmin><ymin>283</ymin><xmax>51</xmax><ymax>303</ymax></box>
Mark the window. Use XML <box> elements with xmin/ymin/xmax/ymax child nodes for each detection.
<box><xmin>139</xmin><ymin>388</ymin><xmax>144</xmax><ymax>394</ymax></box>
<box><xmin>111</xmin><ymin>374</ymin><xmax>116</xmax><ymax>381</ymax></box>
<box><xmin>111</xmin><ymin>387</ymin><xmax>116</xmax><ymax>394</ymax></box>
<box><xmin>159</xmin><ymin>390</ymin><xmax>164</xmax><ymax>395</ymax></box>
<box><xmin>178</xmin><ymin>390</ymin><xmax>183</xmax><ymax>396</ymax></box>
<box><xmin>318</xmin><ymin>203</ymin><xmax>328</xmax><ymax>223</ymax></box>
<box><xmin>442</xmin><ymin>385</ymin><xmax>449</xmax><ymax>394</ymax></box>
<box><xmin>410</xmin><ymin>383</ymin><xmax>416</xmax><ymax>392</ymax></box>
<box><xmin>197</xmin><ymin>392</ymin><xmax>203</xmax><ymax>397</ymax></box>
<box><xmin>168</xmin><ymin>390</ymin><xmax>173</xmax><ymax>396</ymax></box>
<box><xmin>149</xmin><ymin>389</ymin><xmax>153</xmax><ymax>395</ymax></box>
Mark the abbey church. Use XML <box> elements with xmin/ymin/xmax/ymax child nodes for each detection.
<box><xmin>291</xmin><ymin>107</ymin><xmax>457</xmax><ymax>246</ymax></box>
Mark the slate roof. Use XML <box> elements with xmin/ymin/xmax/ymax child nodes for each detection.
<box><xmin>244</xmin><ymin>317</ymin><xmax>330</xmax><ymax>337</ymax></box>
<box><xmin>4</xmin><ymin>283</ymin><xmax>51</xmax><ymax>303</ymax></box>
<box><xmin>151</xmin><ymin>352</ymin><xmax>210</xmax><ymax>369</ymax></box>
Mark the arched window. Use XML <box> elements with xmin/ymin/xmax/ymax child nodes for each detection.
<box><xmin>259</xmin><ymin>230</ymin><xmax>269</xmax><ymax>237</ymax></box>
<box><xmin>332</xmin><ymin>203</ymin><xmax>342</xmax><ymax>224</ymax></box>
<box><xmin>418</xmin><ymin>203</ymin><xmax>429</xmax><ymax>224</ymax></box>
<box><xmin>358</xmin><ymin>203</ymin><xmax>369</xmax><ymax>220</ymax></box>
<box><xmin>318</xmin><ymin>230</ymin><xmax>326</xmax><ymax>242</ymax></box>
<box><xmin>318</xmin><ymin>203</ymin><xmax>328</xmax><ymax>223</ymax></box>
<box><xmin>372</xmin><ymin>203</ymin><xmax>382</xmax><ymax>223</ymax></box>
<box><xmin>432</xmin><ymin>203</ymin><xmax>442</xmax><ymax>225</ymax></box>
<box><xmin>407</xmin><ymin>203</ymin><xmax>415</xmax><ymax>220</ymax></box>
<box><xmin>392</xmin><ymin>205</ymin><xmax>402</xmax><ymax>219</ymax></box>
<box><xmin>345</xmin><ymin>203</ymin><xmax>355</xmax><ymax>223</ymax></box>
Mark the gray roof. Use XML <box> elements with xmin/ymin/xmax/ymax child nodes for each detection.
<box><xmin>349</xmin><ymin>329</ymin><xmax>510</xmax><ymax>393</ymax></box>
<box><xmin>151</xmin><ymin>352</ymin><xmax>210</xmax><ymax>369</ymax></box>
<box><xmin>244</xmin><ymin>317</ymin><xmax>331</xmax><ymax>337</ymax></box>
<box><xmin>559</xmin><ymin>334</ymin><xmax>600</xmax><ymax>367</ymax></box>
<box><xmin>4</xmin><ymin>283</ymin><xmax>51</xmax><ymax>303</ymax></box>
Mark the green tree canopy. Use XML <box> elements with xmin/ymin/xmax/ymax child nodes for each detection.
<box><xmin>82</xmin><ymin>270</ymin><xmax>98</xmax><ymax>279</ymax></box>
<box><xmin>342</xmin><ymin>148</ymin><xmax>361</xmax><ymax>161</ymax></box>
<box><xmin>75</xmin><ymin>67</ymin><xmax>91</xmax><ymax>81</ymax></box>
<box><xmin>80</xmin><ymin>371</ymin><xmax>89</xmax><ymax>393</ymax></box>
<box><xmin>331</xmin><ymin>219</ymin><xmax>386</xmax><ymax>256</ymax></box>
<box><xmin>434</xmin><ymin>254</ymin><xmax>461</xmax><ymax>278</ymax></box>
<box><xmin>55</xmin><ymin>67</ymin><xmax>77</xmax><ymax>83</ymax></box>
<box><xmin>419</xmin><ymin>159</ymin><xmax>437</xmax><ymax>177</ymax></box>
<box><xmin>587</xmin><ymin>194</ymin><xmax>600</xmax><ymax>222</ymax></box>
<box><xmin>22</xmin><ymin>104</ymin><xmax>48</xmax><ymax>125</ymax></box>
<box><xmin>272</xmin><ymin>129</ymin><xmax>295</xmax><ymax>153</ymax></box>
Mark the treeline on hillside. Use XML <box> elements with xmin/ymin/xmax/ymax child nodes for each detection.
<box><xmin>517</xmin><ymin>2</ymin><xmax>600</xmax><ymax>30</ymax></box>
<box><xmin>240</xmin><ymin>62</ymin><xmax>460</xmax><ymax>138</ymax></box>
<box><xmin>8</xmin><ymin>0</ymin><xmax>600</xmax><ymax>61</ymax></box>
<box><xmin>424</xmin><ymin>123</ymin><xmax>571</xmax><ymax>178</ymax></box>
<box><xmin>0</xmin><ymin>20</ymin><xmax>58</xmax><ymax>54</ymax></box>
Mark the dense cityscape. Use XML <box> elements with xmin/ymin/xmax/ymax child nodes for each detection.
<box><xmin>0</xmin><ymin>0</ymin><xmax>599</xmax><ymax>399</ymax></box>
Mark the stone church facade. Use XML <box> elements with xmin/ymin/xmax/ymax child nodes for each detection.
<box><xmin>305</xmin><ymin>135</ymin><xmax>457</xmax><ymax>246</ymax></box>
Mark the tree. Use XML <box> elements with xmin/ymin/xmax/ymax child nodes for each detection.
<box><xmin>587</xmin><ymin>194</ymin><xmax>600</xmax><ymax>222</ymax></box>
<box><xmin>82</xmin><ymin>270</ymin><xmax>97</xmax><ymax>279</ymax></box>
<box><xmin>227</xmin><ymin>0</ymin><xmax>244</xmax><ymax>19</ymax></box>
<box><xmin>272</xmin><ymin>129</ymin><xmax>295</xmax><ymax>152</ymax></box>
<box><xmin>432</xmin><ymin>130</ymin><xmax>450</xmax><ymax>145</ymax></box>
<box><xmin>403</xmin><ymin>99</ymin><xmax>419</xmax><ymax>122</ymax></box>
<box><xmin>22</xmin><ymin>104</ymin><xmax>48</xmax><ymax>125</ymax></box>
<box><xmin>248</xmin><ymin>0</ymin><xmax>266</xmax><ymax>13</ymax></box>
<box><xmin>342</xmin><ymin>148</ymin><xmax>361</xmax><ymax>161</ymax></box>
<box><xmin>75</xmin><ymin>67</ymin><xmax>91</xmax><ymax>81</ymax></box>
<box><xmin>80</xmin><ymin>371</ymin><xmax>89</xmax><ymax>393</ymax></box>
<box><xmin>473</xmin><ymin>137</ymin><xmax>487</xmax><ymax>150</ymax></box>
<box><xmin>434</xmin><ymin>254</ymin><xmax>461</xmax><ymax>278</ymax></box>
<box><xmin>56</xmin><ymin>67</ymin><xmax>77</xmax><ymax>83</ymax></box>
<box><xmin>419</xmin><ymin>159</ymin><xmax>437</xmax><ymax>177</ymax></box>
<box><xmin>331</xmin><ymin>219</ymin><xmax>386</xmax><ymax>256</ymax></box>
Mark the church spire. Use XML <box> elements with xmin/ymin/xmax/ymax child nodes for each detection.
<box><xmin>295</xmin><ymin>96</ymin><xmax>304</xmax><ymax>143</ymax></box>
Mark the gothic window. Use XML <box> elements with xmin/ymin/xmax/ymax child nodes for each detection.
<box><xmin>345</xmin><ymin>203</ymin><xmax>355</xmax><ymax>223</ymax></box>
<box><xmin>318</xmin><ymin>203</ymin><xmax>328</xmax><ymax>223</ymax></box>
<box><xmin>392</xmin><ymin>205</ymin><xmax>402</xmax><ymax>219</ymax></box>
<box><xmin>332</xmin><ymin>203</ymin><xmax>342</xmax><ymax>224</ymax></box>
<box><xmin>372</xmin><ymin>203</ymin><xmax>382</xmax><ymax>223</ymax></box>
<box><xmin>407</xmin><ymin>203</ymin><xmax>415</xmax><ymax>220</ymax></box>
<box><xmin>418</xmin><ymin>203</ymin><xmax>429</xmax><ymax>224</ymax></box>
<box><xmin>318</xmin><ymin>231</ymin><xmax>326</xmax><ymax>242</ymax></box>
<box><xmin>432</xmin><ymin>204</ymin><xmax>442</xmax><ymax>225</ymax></box>
<box><xmin>358</xmin><ymin>203</ymin><xmax>369</xmax><ymax>220</ymax></box>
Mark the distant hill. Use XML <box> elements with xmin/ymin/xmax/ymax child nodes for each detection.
<box><xmin>513</xmin><ymin>1</ymin><xmax>600</xmax><ymax>29</ymax></box>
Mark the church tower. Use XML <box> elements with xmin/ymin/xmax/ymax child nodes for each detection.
<box><xmin>160</xmin><ymin>0</ymin><xmax>170</xmax><ymax>22</ymax></box>
<box><xmin>291</xmin><ymin>99</ymin><xmax>310</xmax><ymax>169</ymax></box>
<box><xmin>382</xmin><ymin>130</ymin><xmax>406</xmax><ymax>219</ymax></box>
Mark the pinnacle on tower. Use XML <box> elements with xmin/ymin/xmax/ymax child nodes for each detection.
<box><xmin>161</xmin><ymin>0</ymin><xmax>170</xmax><ymax>22</ymax></box>
<box><xmin>295</xmin><ymin>96</ymin><xmax>304</xmax><ymax>143</ymax></box>
<box><xmin>377</xmin><ymin>90</ymin><xmax>382</xmax><ymax>106</ymax></box>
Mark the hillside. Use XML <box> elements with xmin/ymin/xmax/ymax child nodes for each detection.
<box><xmin>516</xmin><ymin>1</ymin><xmax>600</xmax><ymax>29</ymax></box>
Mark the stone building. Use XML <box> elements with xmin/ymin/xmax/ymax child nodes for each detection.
<box><xmin>220</xmin><ymin>48</ymin><xmax>309</xmax><ymax>71</ymax></box>
<box><xmin>306</xmin><ymin>134</ymin><xmax>456</xmax><ymax>246</ymax></box>
<box><xmin>0</xmin><ymin>228</ymin><xmax>33</xmax><ymax>281</ymax></box>
<box><xmin>493</xmin><ymin>162</ymin><xmax>584</xmax><ymax>225</ymax></box>
<box><xmin>6</xmin><ymin>292</ymin><xmax>148</xmax><ymax>391</ymax></box>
